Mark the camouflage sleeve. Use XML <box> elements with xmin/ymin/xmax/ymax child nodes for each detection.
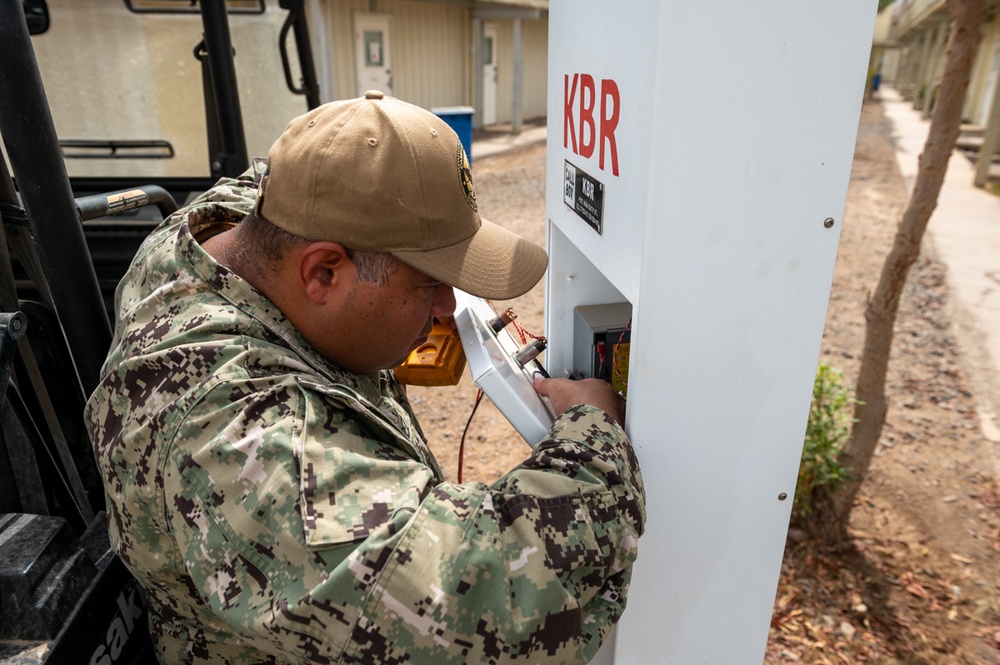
<box><xmin>164</xmin><ymin>382</ymin><xmax>644</xmax><ymax>665</ymax></box>
<box><xmin>348</xmin><ymin>403</ymin><xmax>645</xmax><ymax>664</ymax></box>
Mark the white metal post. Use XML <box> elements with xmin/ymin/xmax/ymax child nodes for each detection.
<box><xmin>545</xmin><ymin>2</ymin><xmax>877</xmax><ymax>662</ymax></box>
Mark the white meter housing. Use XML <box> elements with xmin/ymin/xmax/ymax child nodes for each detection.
<box><xmin>544</xmin><ymin>2</ymin><xmax>877</xmax><ymax>663</ymax></box>
<box><xmin>454</xmin><ymin>291</ymin><xmax>555</xmax><ymax>445</ymax></box>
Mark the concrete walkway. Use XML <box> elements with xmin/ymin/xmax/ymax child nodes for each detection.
<box><xmin>880</xmin><ymin>86</ymin><xmax>1000</xmax><ymax>463</ymax></box>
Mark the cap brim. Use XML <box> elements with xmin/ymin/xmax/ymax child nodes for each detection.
<box><xmin>392</xmin><ymin>218</ymin><xmax>547</xmax><ymax>300</ymax></box>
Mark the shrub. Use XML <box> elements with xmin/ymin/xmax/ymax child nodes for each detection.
<box><xmin>794</xmin><ymin>363</ymin><xmax>859</xmax><ymax>518</ymax></box>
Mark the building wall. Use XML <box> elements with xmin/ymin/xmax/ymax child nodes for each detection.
<box><xmin>320</xmin><ymin>0</ymin><xmax>364</xmax><ymax>101</ymax></box>
<box><xmin>967</xmin><ymin>16</ymin><xmax>1000</xmax><ymax>125</ymax></box>
<box><xmin>881</xmin><ymin>48</ymin><xmax>902</xmax><ymax>83</ymax></box>
<box><xmin>321</xmin><ymin>0</ymin><xmax>470</xmax><ymax>108</ymax></box>
<box><xmin>522</xmin><ymin>17</ymin><xmax>550</xmax><ymax>121</ymax></box>
<box><xmin>316</xmin><ymin>1</ymin><xmax>548</xmax><ymax>124</ymax></box>
<box><xmin>391</xmin><ymin>1</ymin><xmax>470</xmax><ymax>107</ymax></box>
<box><xmin>892</xmin><ymin>21</ymin><xmax>948</xmax><ymax>105</ymax></box>
<box><xmin>24</xmin><ymin>0</ymin><xmax>548</xmax><ymax>182</ymax></box>
<box><xmin>490</xmin><ymin>16</ymin><xmax>548</xmax><ymax>124</ymax></box>
<box><xmin>889</xmin><ymin>2</ymin><xmax>1000</xmax><ymax>127</ymax></box>
<box><xmin>492</xmin><ymin>20</ymin><xmax>511</xmax><ymax>122</ymax></box>
<box><xmin>870</xmin><ymin>7</ymin><xmax>900</xmax><ymax>83</ymax></box>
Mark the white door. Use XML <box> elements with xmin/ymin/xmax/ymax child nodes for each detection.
<box><xmin>482</xmin><ymin>24</ymin><xmax>499</xmax><ymax>125</ymax></box>
<box><xmin>353</xmin><ymin>13</ymin><xmax>393</xmax><ymax>97</ymax></box>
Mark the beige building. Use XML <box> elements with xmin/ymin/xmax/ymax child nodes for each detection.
<box><xmin>870</xmin><ymin>4</ymin><xmax>901</xmax><ymax>87</ymax></box>
<box><xmin>29</xmin><ymin>0</ymin><xmax>549</xmax><ymax>180</ymax></box>
<box><xmin>884</xmin><ymin>0</ymin><xmax>1000</xmax><ymax>186</ymax></box>
<box><xmin>311</xmin><ymin>0</ymin><xmax>549</xmax><ymax>130</ymax></box>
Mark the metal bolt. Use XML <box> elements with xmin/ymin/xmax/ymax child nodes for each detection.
<box><xmin>823</xmin><ymin>217</ymin><xmax>835</xmax><ymax>229</ymax></box>
<box><xmin>10</xmin><ymin>318</ymin><xmax>22</xmax><ymax>332</ymax></box>
<box><xmin>778</xmin><ymin>492</ymin><xmax>788</xmax><ymax>501</ymax></box>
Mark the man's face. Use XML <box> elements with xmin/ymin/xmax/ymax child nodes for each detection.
<box><xmin>333</xmin><ymin>259</ymin><xmax>456</xmax><ymax>375</ymax></box>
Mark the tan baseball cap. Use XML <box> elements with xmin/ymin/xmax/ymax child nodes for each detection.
<box><xmin>255</xmin><ymin>90</ymin><xmax>547</xmax><ymax>300</ymax></box>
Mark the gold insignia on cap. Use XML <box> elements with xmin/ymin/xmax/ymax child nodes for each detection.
<box><xmin>457</xmin><ymin>142</ymin><xmax>477</xmax><ymax>213</ymax></box>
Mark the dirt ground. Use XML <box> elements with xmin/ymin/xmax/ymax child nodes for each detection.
<box><xmin>407</xmin><ymin>100</ymin><xmax>1000</xmax><ymax>663</ymax></box>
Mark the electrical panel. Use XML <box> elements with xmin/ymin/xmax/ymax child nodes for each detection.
<box><xmin>573</xmin><ymin>303</ymin><xmax>632</xmax><ymax>399</ymax></box>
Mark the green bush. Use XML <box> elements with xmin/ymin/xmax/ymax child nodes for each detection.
<box><xmin>794</xmin><ymin>363</ymin><xmax>859</xmax><ymax>518</ymax></box>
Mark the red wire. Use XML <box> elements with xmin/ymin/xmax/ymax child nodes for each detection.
<box><xmin>457</xmin><ymin>299</ymin><xmax>543</xmax><ymax>483</ymax></box>
<box><xmin>486</xmin><ymin>299</ymin><xmax>542</xmax><ymax>344</ymax></box>
<box><xmin>512</xmin><ymin>319</ymin><xmax>543</xmax><ymax>343</ymax></box>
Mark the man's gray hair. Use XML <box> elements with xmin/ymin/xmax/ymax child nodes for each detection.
<box><xmin>344</xmin><ymin>248</ymin><xmax>397</xmax><ymax>286</ymax></box>
<box><xmin>234</xmin><ymin>211</ymin><xmax>397</xmax><ymax>285</ymax></box>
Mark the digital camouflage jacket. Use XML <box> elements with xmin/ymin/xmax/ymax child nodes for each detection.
<box><xmin>85</xmin><ymin>165</ymin><xmax>646</xmax><ymax>664</ymax></box>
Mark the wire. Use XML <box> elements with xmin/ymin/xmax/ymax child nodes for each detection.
<box><xmin>457</xmin><ymin>388</ymin><xmax>484</xmax><ymax>483</ymax></box>
<box><xmin>612</xmin><ymin>319</ymin><xmax>632</xmax><ymax>391</ymax></box>
<box><xmin>485</xmin><ymin>298</ymin><xmax>543</xmax><ymax>344</ymax></box>
<box><xmin>512</xmin><ymin>319</ymin><xmax>543</xmax><ymax>344</ymax></box>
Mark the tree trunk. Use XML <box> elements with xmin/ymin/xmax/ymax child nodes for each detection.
<box><xmin>805</xmin><ymin>0</ymin><xmax>984</xmax><ymax>543</ymax></box>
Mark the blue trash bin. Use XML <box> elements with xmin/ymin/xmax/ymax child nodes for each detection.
<box><xmin>432</xmin><ymin>106</ymin><xmax>475</xmax><ymax>160</ymax></box>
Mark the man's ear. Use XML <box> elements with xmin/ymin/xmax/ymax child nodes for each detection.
<box><xmin>298</xmin><ymin>242</ymin><xmax>352</xmax><ymax>305</ymax></box>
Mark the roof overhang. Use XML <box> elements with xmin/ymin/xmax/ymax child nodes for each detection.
<box><xmin>473</xmin><ymin>0</ymin><xmax>545</xmax><ymax>19</ymax></box>
<box><xmin>475</xmin><ymin>0</ymin><xmax>547</xmax><ymax>9</ymax></box>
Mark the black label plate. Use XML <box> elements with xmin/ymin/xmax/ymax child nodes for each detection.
<box><xmin>563</xmin><ymin>160</ymin><xmax>605</xmax><ymax>234</ymax></box>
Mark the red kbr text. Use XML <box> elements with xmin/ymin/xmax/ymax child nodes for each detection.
<box><xmin>564</xmin><ymin>74</ymin><xmax>620</xmax><ymax>176</ymax></box>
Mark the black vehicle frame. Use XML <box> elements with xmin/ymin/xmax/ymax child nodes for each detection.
<box><xmin>0</xmin><ymin>1</ymin><xmax>319</xmax><ymax>661</ymax></box>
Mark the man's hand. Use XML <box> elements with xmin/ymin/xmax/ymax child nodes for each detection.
<box><xmin>533</xmin><ymin>377</ymin><xmax>625</xmax><ymax>427</ymax></box>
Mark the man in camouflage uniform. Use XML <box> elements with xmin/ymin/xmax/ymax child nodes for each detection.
<box><xmin>86</xmin><ymin>91</ymin><xmax>645</xmax><ymax>664</ymax></box>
